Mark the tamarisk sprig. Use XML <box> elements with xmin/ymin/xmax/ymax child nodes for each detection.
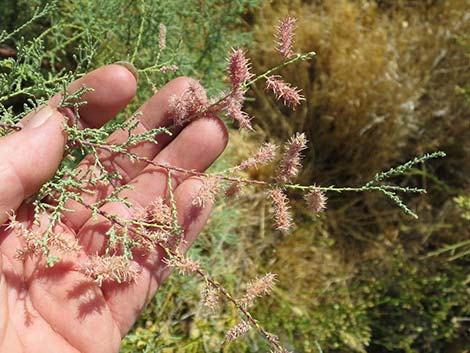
<box><xmin>164</xmin><ymin>49</ymin><xmax>316</xmax><ymax>131</ymax></box>
<box><xmin>74</xmin><ymin>134</ymin><xmax>445</xmax><ymax>225</ymax></box>
<box><xmin>0</xmin><ymin>112</ymin><xmax>447</xmax><ymax>234</ymax></box>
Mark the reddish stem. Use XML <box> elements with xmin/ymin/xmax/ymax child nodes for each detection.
<box><xmin>80</xmin><ymin>140</ymin><xmax>269</xmax><ymax>187</ymax></box>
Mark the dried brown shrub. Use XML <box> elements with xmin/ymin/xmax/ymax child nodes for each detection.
<box><xmin>251</xmin><ymin>0</ymin><xmax>469</xmax><ymax>186</ymax></box>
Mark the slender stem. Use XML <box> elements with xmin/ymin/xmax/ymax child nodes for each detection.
<box><xmin>80</xmin><ymin>141</ymin><xmax>405</xmax><ymax>196</ymax></box>
<box><xmin>0</xmin><ymin>75</ymin><xmax>86</xmax><ymax>103</ymax></box>
<box><xmin>80</xmin><ymin>140</ymin><xmax>270</xmax><ymax>186</ymax></box>
<box><xmin>244</xmin><ymin>51</ymin><xmax>316</xmax><ymax>87</ymax></box>
<box><xmin>130</xmin><ymin>0</ymin><xmax>146</xmax><ymax>63</ymax></box>
<box><xmin>0</xmin><ymin>127</ymin><xmax>420</xmax><ymax>200</ymax></box>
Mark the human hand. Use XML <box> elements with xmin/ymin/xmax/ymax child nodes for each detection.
<box><xmin>0</xmin><ymin>64</ymin><xmax>228</xmax><ymax>353</ymax></box>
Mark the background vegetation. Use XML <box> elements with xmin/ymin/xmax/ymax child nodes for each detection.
<box><xmin>1</xmin><ymin>0</ymin><xmax>469</xmax><ymax>352</ymax></box>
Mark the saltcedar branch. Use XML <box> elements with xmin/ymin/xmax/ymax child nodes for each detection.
<box><xmin>0</xmin><ymin>124</ymin><xmax>434</xmax><ymax>195</ymax></box>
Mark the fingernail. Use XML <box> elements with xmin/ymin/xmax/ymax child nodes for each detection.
<box><xmin>25</xmin><ymin>105</ymin><xmax>54</xmax><ymax>129</ymax></box>
<box><xmin>114</xmin><ymin>61</ymin><xmax>139</xmax><ymax>82</ymax></box>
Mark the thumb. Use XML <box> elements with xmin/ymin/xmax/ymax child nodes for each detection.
<box><xmin>0</xmin><ymin>105</ymin><xmax>67</xmax><ymax>224</ymax></box>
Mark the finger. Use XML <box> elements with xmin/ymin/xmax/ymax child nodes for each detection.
<box><xmin>0</xmin><ymin>107</ymin><xmax>66</xmax><ymax>224</ymax></box>
<box><xmin>26</xmin><ymin>259</ymin><xmax>121</xmax><ymax>353</ymax></box>
<box><xmin>102</xmin><ymin>177</ymin><xmax>217</xmax><ymax>336</ymax></box>
<box><xmin>58</xmin><ymin>63</ymin><xmax>138</xmax><ymax>128</ymax></box>
<box><xmin>20</xmin><ymin>64</ymin><xmax>138</xmax><ymax>129</ymax></box>
<box><xmin>0</xmin><ymin>252</ymin><xmax>7</xmax><ymax>348</ymax></box>
<box><xmin>172</xmin><ymin>177</ymin><xmax>217</xmax><ymax>252</ymax></box>
<box><xmin>63</xmin><ymin>77</ymin><xmax>205</xmax><ymax>231</ymax></box>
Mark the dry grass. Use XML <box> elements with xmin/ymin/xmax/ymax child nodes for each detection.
<box><xmin>251</xmin><ymin>0</ymin><xmax>469</xmax><ymax>183</ymax></box>
<box><xmin>237</xmin><ymin>0</ymin><xmax>470</xmax><ymax>351</ymax></box>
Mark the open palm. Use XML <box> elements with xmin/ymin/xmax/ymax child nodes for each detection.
<box><xmin>0</xmin><ymin>65</ymin><xmax>227</xmax><ymax>353</ymax></box>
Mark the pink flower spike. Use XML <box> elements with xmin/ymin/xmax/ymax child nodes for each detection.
<box><xmin>224</xmin><ymin>182</ymin><xmax>242</xmax><ymax>198</ymax></box>
<box><xmin>225</xmin><ymin>95</ymin><xmax>253</xmax><ymax>131</ymax></box>
<box><xmin>275</xmin><ymin>17</ymin><xmax>297</xmax><ymax>58</ymax></box>
<box><xmin>146</xmin><ymin>197</ymin><xmax>172</xmax><ymax>225</ymax></box>
<box><xmin>240</xmin><ymin>273</ymin><xmax>278</xmax><ymax>308</ymax></box>
<box><xmin>305</xmin><ymin>189</ymin><xmax>328</xmax><ymax>213</ymax></box>
<box><xmin>239</xmin><ymin>142</ymin><xmax>278</xmax><ymax>170</ymax></box>
<box><xmin>269</xmin><ymin>187</ymin><xmax>293</xmax><ymax>232</ymax></box>
<box><xmin>225</xmin><ymin>320</ymin><xmax>251</xmax><ymax>342</ymax></box>
<box><xmin>168</xmin><ymin>81</ymin><xmax>207</xmax><ymax>125</ymax></box>
<box><xmin>276</xmin><ymin>132</ymin><xmax>308</xmax><ymax>183</ymax></box>
<box><xmin>228</xmin><ymin>48</ymin><xmax>252</xmax><ymax>91</ymax></box>
<box><xmin>201</xmin><ymin>285</ymin><xmax>219</xmax><ymax>312</ymax></box>
<box><xmin>266</xmin><ymin>75</ymin><xmax>304</xmax><ymax>109</ymax></box>
<box><xmin>164</xmin><ymin>256</ymin><xmax>200</xmax><ymax>275</ymax></box>
<box><xmin>81</xmin><ymin>256</ymin><xmax>140</xmax><ymax>286</ymax></box>
<box><xmin>192</xmin><ymin>176</ymin><xmax>220</xmax><ymax>208</ymax></box>
<box><xmin>159</xmin><ymin>65</ymin><xmax>178</xmax><ymax>73</ymax></box>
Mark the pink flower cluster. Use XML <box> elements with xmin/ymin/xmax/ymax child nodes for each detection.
<box><xmin>81</xmin><ymin>255</ymin><xmax>140</xmax><ymax>286</ymax></box>
<box><xmin>225</xmin><ymin>48</ymin><xmax>254</xmax><ymax>130</ymax></box>
<box><xmin>276</xmin><ymin>132</ymin><xmax>308</xmax><ymax>183</ymax></box>
<box><xmin>266</xmin><ymin>75</ymin><xmax>304</xmax><ymax>109</ymax></box>
<box><xmin>240</xmin><ymin>273</ymin><xmax>278</xmax><ymax>308</ymax></box>
<box><xmin>239</xmin><ymin>142</ymin><xmax>278</xmax><ymax>170</ymax></box>
<box><xmin>166</xmin><ymin>16</ymin><xmax>304</xmax><ymax>132</ymax></box>
<box><xmin>225</xmin><ymin>320</ymin><xmax>251</xmax><ymax>342</ymax></box>
<box><xmin>228</xmin><ymin>48</ymin><xmax>252</xmax><ymax>90</ymax></box>
<box><xmin>225</xmin><ymin>95</ymin><xmax>253</xmax><ymax>130</ymax></box>
<box><xmin>201</xmin><ymin>285</ymin><xmax>219</xmax><ymax>312</ymax></box>
<box><xmin>192</xmin><ymin>176</ymin><xmax>220</xmax><ymax>208</ymax></box>
<box><xmin>164</xmin><ymin>255</ymin><xmax>201</xmax><ymax>275</ymax></box>
<box><xmin>224</xmin><ymin>181</ymin><xmax>242</xmax><ymax>198</ymax></box>
<box><xmin>305</xmin><ymin>189</ymin><xmax>327</xmax><ymax>213</ymax></box>
<box><xmin>275</xmin><ymin>17</ymin><xmax>297</xmax><ymax>58</ymax></box>
<box><xmin>146</xmin><ymin>197</ymin><xmax>172</xmax><ymax>225</ymax></box>
<box><xmin>268</xmin><ymin>187</ymin><xmax>293</xmax><ymax>232</ymax></box>
<box><xmin>168</xmin><ymin>82</ymin><xmax>206</xmax><ymax>125</ymax></box>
